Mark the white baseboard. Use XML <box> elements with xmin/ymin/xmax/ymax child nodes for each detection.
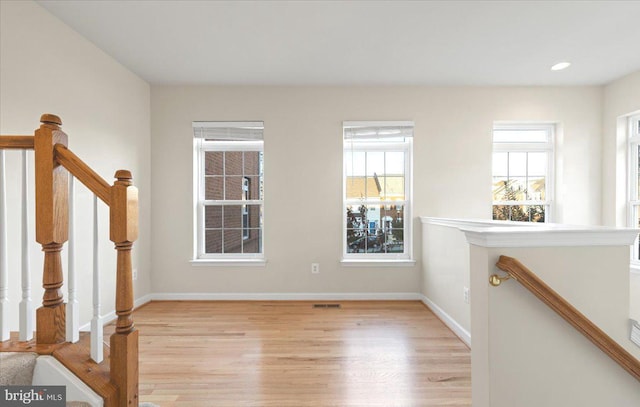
<box><xmin>135</xmin><ymin>293</ymin><xmax>154</xmax><ymax>309</ymax></box>
<box><xmin>151</xmin><ymin>292</ymin><xmax>422</xmax><ymax>301</ymax></box>
<box><xmin>420</xmin><ymin>294</ymin><xmax>471</xmax><ymax>347</ymax></box>
<box><xmin>79</xmin><ymin>293</ymin><xmax>153</xmax><ymax>331</ymax></box>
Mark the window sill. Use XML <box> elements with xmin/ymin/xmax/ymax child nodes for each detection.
<box><xmin>190</xmin><ymin>259</ymin><xmax>267</xmax><ymax>267</ymax></box>
<box><xmin>340</xmin><ymin>259</ymin><xmax>416</xmax><ymax>268</ymax></box>
<box><xmin>630</xmin><ymin>263</ymin><xmax>640</xmax><ymax>275</ymax></box>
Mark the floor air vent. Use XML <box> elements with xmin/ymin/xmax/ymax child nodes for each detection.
<box><xmin>313</xmin><ymin>303</ymin><xmax>341</xmax><ymax>309</ymax></box>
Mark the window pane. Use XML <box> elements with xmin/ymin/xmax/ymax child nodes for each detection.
<box><xmin>528</xmin><ymin>177</ymin><xmax>546</xmax><ymax>200</ymax></box>
<box><xmin>205</xmin><ymin>229</ymin><xmax>222</xmax><ymax>253</ymax></box>
<box><xmin>246</xmin><ymin>205</ymin><xmax>262</xmax><ymax>228</ymax></box>
<box><xmin>243</xmin><ymin>230</ymin><xmax>262</xmax><ymax>254</ymax></box>
<box><xmin>384</xmin><ymin>175</ymin><xmax>404</xmax><ymax>200</ymax></box>
<box><xmin>505</xmin><ymin>178</ymin><xmax>526</xmax><ymax>201</ymax></box>
<box><xmin>381</xmin><ymin>205</ymin><xmax>404</xmax><ymax>253</ymax></box>
<box><xmin>366</xmin><ymin>151</ymin><xmax>385</xmax><ymax>176</ymax></box>
<box><xmin>529</xmin><ymin>205</ymin><xmax>546</xmax><ymax>223</ymax></box>
<box><xmin>243</xmin><ymin>176</ymin><xmax>261</xmax><ymax>200</ymax></box>
<box><xmin>492</xmin><ymin>178</ymin><xmax>509</xmax><ymax>201</ymax></box>
<box><xmin>205</xmin><ymin>177</ymin><xmax>223</xmax><ymax>200</ymax></box>
<box><xmin>225</xmin><ymin>176</ymin><xmax>243</xmax><ymax>200</ymax></box>
<box><xmin>346</xmin><ymin>205</ymin><xmax>368</xmax><ymax>232</ymax></box>
<box><xmin>205</xmin><ymin>206</ymin><xmax>222</xmax><ymax>228</ymax></box>
<box><xmin>224</xmin><ymin>152</ymin><xmax>243</xmax><ymax>175</ymax></box>
<box><xmin>345</xmin><ymin>151</ymin><xmax>365</xmax><ymax>176</ymax></box>
<box><xmin>345</xmin><ymin>177</ymin><xmax>367</xmax><ymax>199</ymax></box>
<box><xmin>492</xmin><ymin>205</ymin><xmax>509</xmax><ymax>221</ymax></box>
<box><xmin>223</xmin><ymin>205</ymin><xmax>242</xmax><ymax>228</ymax></box>
<box><xmin>508</xmin><ymin>152</ymin><xmax>527</xmax><ymax>176</ymax></box>
<box><xmin>508</xmin><ymin>205</ymin><xmax>530</xmax><ymax>222</ymax></box>
<box><xmin>224</xmin><ymin>229</ymin><xmax>242</xmax><ymax>253</ymax></box>
<box><xmin>492</xmin><ymin>152</ymin><xmax>508</xmax><ymax>176</ymax></box>
<box><xmin>527</xmin><ymin>152</ymin><xmax>547</xmax><ymax>176</ymax></box>
<box><xmin>366</xmin><ymin>176</ymin><xmax>382</xmax><ymax>199</ymax></box>
<box><xmin>346</xmin><ymin>229</ymin><xmax>361</xmax><ymax>252</ymax></box>
<box><xmin>243</xmin><ymin>151</ymin><xmax>261</xmax><ymax>175</ymax></box>
<box><xmin>205</xmin><ymin>152</ymin><xmax>223</xmax><ymax>175</ymax></box>
<box><xmin>385</xmin><ymin>152</ymin><xmax>404</xmax><ymax>176</ymax></box>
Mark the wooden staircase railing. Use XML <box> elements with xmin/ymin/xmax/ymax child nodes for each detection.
<box><xmin>0</xmin><ymin>114</ymin><xmax>139</xmax><ymax>407</ymax></box>
<box><xmin>494</xmin><ymin>255</ymin><xmax>640</xmax><ymax>382</ymax></box>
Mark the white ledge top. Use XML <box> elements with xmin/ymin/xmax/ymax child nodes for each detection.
<box><xmin>420</xmin><ymin>217</ymin><xmax>639</xmax><ymax>248</ymax></box>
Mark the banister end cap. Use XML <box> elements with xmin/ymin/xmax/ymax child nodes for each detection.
<box><xmin>115</xmin><ymin>169</ymin><xmax>132</xmax><ymax>181</ymax></box>
<box><xmin>40</xmin><ymin>114</ymin><xmax>62</xmax><ymax>126</ymax></box>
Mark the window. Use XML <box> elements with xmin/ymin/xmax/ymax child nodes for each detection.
<box><xmin>193</xmin><ymin>122</ymin><xmax>264</xmax><ymax>260</ymax></box>
<box><xmin>628</xmin><ymin>114</ymin><xmax>640</xmax><ymax>262</ymax></box>
<box><xmin>343</xmin><ymin>121</ymin><xmax>413</xmax><ymax>260</ymax></box>
<box><xmin>492</xmin><ymin>124</ymin><xmax>554</xmax><ymax>222</ymax></box>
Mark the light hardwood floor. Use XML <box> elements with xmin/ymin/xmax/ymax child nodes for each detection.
<box><xmin>115</xmin><ymin>301</ymin><xmax>471</xmax><ymax>407</ymax></box>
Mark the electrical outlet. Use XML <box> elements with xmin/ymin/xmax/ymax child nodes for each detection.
<box><xmin>133</xmin><ymin>268</ymin><xmax>138</xmax><ymax>281</ymax></box>
<box><xmin>463</xmin><ymin>287</ymin><xmax>470</xmax><ymax>304</ymax></box>
<box><xmin>311</xmin><ymin>263</ymin><xmax>320</xmax><ymax>274</ymax></box>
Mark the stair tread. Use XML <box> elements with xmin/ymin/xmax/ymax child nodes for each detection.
<box><xmin>1</xmin><ymin>332</ymin><xmax>117</xmax><ymax>407</ymax></box>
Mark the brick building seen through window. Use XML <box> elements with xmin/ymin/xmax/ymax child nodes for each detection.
<box><xmin>204</xmin><ymin>150</ymin><xmax>262</xmax><ymax>254</ymax></box>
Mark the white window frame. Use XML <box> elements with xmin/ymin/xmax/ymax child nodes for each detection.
<box><xmin>342</xmin><ymin>121</ymin><xmax>414</xmax><ymax>265</ymax></box>
<box><xmin>627</xmin><ymin>114</ymin><xmax>640</xmax><ymax>268</ymax></box>
<box><xmin>192</xmin><ymin>122</ymin><xmax>265</xmax><ymax>265</ymax></box>
<box><xmin>492</xmin><ymin>123</ymin><xmax>555</xmax><ymax>222</ymax></box>
<box><xmin>242</xmin><ymin>176</ymin><xmax>250</xmax><ymax>240</ymax></box>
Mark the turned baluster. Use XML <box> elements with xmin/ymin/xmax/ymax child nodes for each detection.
<box><xmin>109</xmin><ymin>169</ymin><xmax>139</xmax><ymax>407</ymax></box>
<box><xmin>34</xmin><ymin>114</ymin><xmax>68</xmax><ymax>344</ymax></box>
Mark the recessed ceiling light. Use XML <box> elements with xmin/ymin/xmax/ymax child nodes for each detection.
<box><xmin>551</xmin><ymin>62</ymin><xmax>571</xmax><ymax>71</ymax></box>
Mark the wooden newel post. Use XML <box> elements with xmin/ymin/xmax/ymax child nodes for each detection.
<box><xmin>35</xmin><ymin>114</ymin><xmax>68</xmax><ymax>344</ymax></box>
<box><xmin>109</xmin><ymin>169</ymin><xmax>139</xmax><ymax>407</ymax></box>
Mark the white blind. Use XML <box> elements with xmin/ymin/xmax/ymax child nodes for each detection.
<box><xmin>343</xmin><ymin>121</ymin><xmax>413</xmax><ymax>141</ymax></box>
<box><xmin>193</xmin><ymin>121</ymin><xmax>264</xmax><ymax>141</ymax></box>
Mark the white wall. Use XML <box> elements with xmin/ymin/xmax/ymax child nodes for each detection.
<box><xmin>421</xmin><ymin>219</ymin><xmax>471</xmax><ymax>344</ymax></box>
<box><xmin>0</xmin><ymin>1</ymin><xmax>151</xmax><ymax>329</ymax></box>
<box><xmin>472</xmin><ymin>244</ymin><xmax>640</xmax><ymax>407</ymax></box>
<box><xmin>151</xmin><ymin>85</ymin><xmax>603</xmax><ymax>296</ymax></box>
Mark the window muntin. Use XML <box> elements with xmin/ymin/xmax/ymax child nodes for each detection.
<box><xmin>492</xmin><ymin>124</ymin><xmax>554</xmax><ymax>222</ymax></box>
<box><xmin>194</xmin><ymin>122</ymin><xmax>264</xmax><ymax>259</ymax></box>
<box><xmin>343</xmin><ymin>122</ymin><xmax>412</xmax><ymax>260</ymax></box>
<box><xmin>628</xmin><ymin>114</ymin><xmax>640</xmax><ymax>262</ymax></box>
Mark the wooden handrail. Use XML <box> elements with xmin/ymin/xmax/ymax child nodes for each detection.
<box><xmin>54</xmin><ymin>144</ymin><xmax>111</xmax><ymax>206</ymax></box>
<box><xmin>0</xmin><ymin>136</ymin><xmax>35</xmax><ymax>149</ymax></box>
<box><xmin>496</xmin><ymin>255</ymin><xmax>640</xmax><ymax>382</ymax></box>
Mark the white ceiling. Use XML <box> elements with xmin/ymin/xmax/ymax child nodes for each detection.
<box><xmin>37</xmin><ymin>0</ymin><xmax>640</xmax><ymax>86</ymax></box>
